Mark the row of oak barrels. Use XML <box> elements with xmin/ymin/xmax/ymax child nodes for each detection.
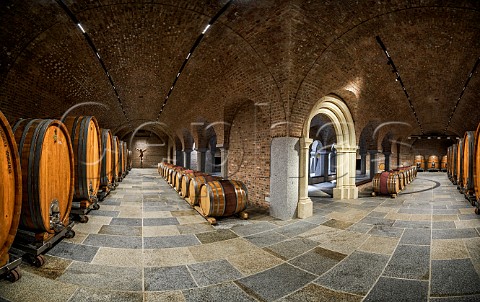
<box><xmin>372</xmin><ymin>166</ymin><xmax>418</xmax><ymax>198</ymax></box>
<box><xmin>446</xmin><ymin>124</ymin><xmax>480</xmax><ymax>214</ymax></box>
<box><xmin>0</xmin><ymin>111</ymin><xmax>130</xmax><ymax>268</ymax></box>
<box><xmin>414</xmin><ymin>155</ymin><xmax>447</xmax><ymax>171</ymax></box>
<box><xmin>158</xmin><ymin>162</ymin><xmax>248</xmax><ymax>218</ymax></box>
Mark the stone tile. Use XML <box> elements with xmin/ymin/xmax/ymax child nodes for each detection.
<box><xmin>432</xmin><ymin>221</ymin><xmax>457</xmax><ymax>229</ymax></box>
<box><xmin>143</xmin><ymin>225</ymin><xmax>180</xmax><ymax>237</ymax></box>
<box><xmin>364</xmin><ymin>277</ymin><xmax>428</xmax><ymax>302</ymax></box>
<box><xmin>21</xmin><ymin>255</ymin><xmax>72</xmax><ymax>279</ymax></box>
<box><xmin>98</xmin><ymin>225</ymin><xmax>142</xmax><ymax>236</ymax></box>
<box><xmin>358</xmin><ymin>236</ymin><xmax>399</xmax><ymax>255</ymax></box>
<box><xmin>59</xmin><ymin>262</ymin><xmax>142</xmax><ymax>291</ymax></box>
<box><xmin>177</xmin><ymin>222</ymin><xmax>215</xmax><ymax>234</ymax></box>
<box><xmin>144</xmin><ymin>266</ymin><xmax>197</xmax><ymax>291</ymax></box>
<box><xmin>465</xmin><ymin>238</ymin><xmax>480</xmax><ymax>274</ymax></box>
<box><xmin>245</xmin><ymin>230</ymin><xmax>288</xmax><ymax>247</ymax></box>
<box><xmin>72</xmin><ymin>222</ymin><xmax>104</xmax><ymax>234</ymax></box>
<box><xmin>431</xmin><ymin>259</ymin><xmax>480</xmax><ymax>296</ymax></box>
<box><xmin>143</xmin><ymin>217</ymin><xmax>179</xmax><ymax>226</ymax></box>
<box><xmin>144</xmin><ymin>291</ymin><xmax>186</xmax><ymax>302</ymax></box>
<box><xmin>432</xmin><ymin>228</ymin><xmax>479</xmax><ymax>239</ymax></box>
<box><xmin>0</xmin><ymin>271</ymin><xmax>78</xmax><ymax>302</ymax></box>
<box><xmin>289</xmin><ymin>247</ymin><xmax>346</xmax><ymax>275</ymax></box>
<box><xmin>399</xmin><ymin>228</ymin><xmax>431</xmax><ymax>245</ymax></box>
<box><xmin>276</xmin><ymin>221</ymin><xmax>318</xmax><ymax>237</ymax></box>
<box><xmin>368</xmin><ymin>225</ymin><xmax>404</xmax><ymax>238</ymax></box>
<box><xmin>189</xmin><ymin>238</ymin><xmax>259</xmax><ymax>262</ymax></box>
<box><xmin>409</xmin><ymin>214</ymin><xmax>432</xmax><ymax>221</ymax></box>
<box><xmin>430</xmin><ymin>296</ymin><xmax>480</xmax><ymax>302</ymax></box>
<box><xmin>171</xmin><ymin>210</ymin><xmax>197</xmax><ymax>216</ymax></box>
<box><xmin>69</xmin><ymin>288</ymin><xmax>143</xmax><ymax>302</ymax></box>
<box><xmin>85</xmin><ymin>215</ymin><xmax>113</xmax><ymax>225</ymax></box>
<box><xmin>47</xmin><ymin>241</ymin><xmax>99</xmax><ymax>262</ymax></box>
<box><xmin>433</xmin><ymin>209</ymin><xmax>459</xmax><ymax>215</ymax></box>
<box><xmin>278</xmin><ymin>283</ymin><xmax>362</xmax><ymax>302</ymax></box>
<box><xmin>227</xmin><ymin>248</ymin><xmax>284</xmax><ymax>276</ymax></box>
<box><xmin>455</xmin><ymin>220</ymin><xmax>480</xmax><ymax>229</ymax></box>
<box><xmin>383</xmin><ymin>245</ymin><xmax>430</xmax><ymax>280</ymax></box>
<box><xmin>195</xmin><ymin>229</ymin><xmax>238</xmax><ymax>244</ymax></box>
<box><xmin>91</xmin><ymin>247</ymin><xmax>143</xmax><ymax>267</ymax></box>
<box><xmin>299</xmin><ymin>225</ymin><xmax>343</xmax><ymax>240</ymax></box>
<box><xmin>188</xmin><ymin>259</ymin><xmax>242</xmax><ymax>286</ymax></box>
<box><xmin>143</xmin><ymin>247</ymin><xmax>196</xmax><ymax>267</ymax></box>
<box><xmin>231</xmin><ymin>221</ymin><xmax>278</xmax><ymax>236</ymax></box>
<box><xmin>110</xmin><ymin>218</ymin><xmax>142</xmax><ymax>226</ymax></box>
<box><xmin>392</xmin><ymin>220</ymin><xmax>431</xmax><ymax>229</ymax></box>
<box><xmin>432</xmin><ymin>215</ymin><xmax>459</xmax><ymax>221</ymax></box>
<box><xmin>144</xmin><ymin>234</ymin><xmax>200</xmax><ymax>248</ymax></box>
<box><xmin>315</xmin><ymin>251</ymin><xmax>390</xmax><ymax>295</ymax></box>
<box><xmin>431</xmin><ymin>239</ymin><xmax>469</xmax><ymax>260</ymax></box>
<box><xmin>321</xmin><ymin>219</ymin><xmax>354</xmax><ymax>230</ymax></box>
<box><xmin>384</xmin><ymin>212</ymin><xmax>412</xmax><ymax>221</ymax></box>
<box><xmin>83</xmin><ymin>234</ymin><xmax>142</xmax><ymax>249</ymax></box>
<box><xmin>183</xmin><ymin>282</ymin><xmax>255</xmax><ymax>302</ymax></box>
<box><xmin>264</xmin><ymin>238</ymin><xmax>318</xmax><ymax>260</ymax></box>
<box><xmin>347</xmin><ymin>222</ymin><xmax>373</xmax><ymax>234</ymax></box>
<box><xmin>367</xmin><ymin>211</ymin><xmax>387</xmax><ymax>218</ymax></box>
<box><xmin>142</xmin><ymin>211</ymin><xmax>173</xmax><ymax>218</ymax></box>
<box><xmin>316</xmin><ymin>230</ymin><xmax>370</xmax><ymax>255</ymax></box>
<box><xmin>89</xmin><ymin>210</ymin><xmax>120</xmax><ymax>217</ymax></box>
<box><xmin>358</xmin><ymin>217</ymin><xmax>396</xmax><ymax>226</ymax></box>
<box><xmin>398</xmin><ymin>208</ymin><xmax>432</xmax><ymax>214</ymax></box>
<box><xmin>236</xmin><ymin>263</ymin><xmax>316</xmax><ymax>301</ymax></box>
<box><xmin>176</xmin><ymin>215</ymin><xmax>207</xmax><ymax>225</ymax></box>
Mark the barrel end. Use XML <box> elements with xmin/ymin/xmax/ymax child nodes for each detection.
<box><xmin>239</xmin><ymin>211</ymin><xmax>249</xmax><ymax>220</ymax></box>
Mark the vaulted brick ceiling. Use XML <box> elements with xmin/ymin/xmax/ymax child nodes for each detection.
<box><xmin>1</xmin><ymin>0</ymin><xmax>479</xmax><ymax>143</ymax></box>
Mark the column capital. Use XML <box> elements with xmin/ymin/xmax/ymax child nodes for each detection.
<box><xmin>183</xmin><ymin>148</ymin><xmax>193</xmax><ymax>153</ymax></box>
<box><xmin>367</xmin><ymin>149</ymin><xmax>381</xmax><ymax>155</ymax></box>
<box><xmin>216</xmin><ymin>143</ymin><xmax>229</xmax><ymax>150</ymax></box>
<box><xmin>336</xmin><ymin>145</ymin><xmax>358</xmax><ymax>153</ymax></box>
<box><xmin>300</xmin><ymin>137</ymin><xmax>313</xmax><ymax>147</ymax></box>
<box><xmin>383</xmin><ymin>151</ymin><xmax>392</xmax><ymax>156</ymax></box>
<box><xmin>195</xmin><ymin>148</ymin><xmax>208</xmax><ymax>153</ymax></box>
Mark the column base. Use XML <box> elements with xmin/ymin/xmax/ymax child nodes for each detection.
<box><xmin>297</xmin><ymin>197</ymin><xmax>313</xmax><ymax>219</ymax></box>
<box><xmin>333</xmin><ymin>186</ymin><xmax>358</xmax><ymax>199</ymax></box>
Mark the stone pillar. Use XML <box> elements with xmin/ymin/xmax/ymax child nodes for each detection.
<box><xmin>270</xmin><ymin>137</ymin><xmax>300</xmax><ymax>220</ymax></box>
<box><xmin>360</xmin><ymin>153</ymin><xmax>367</xmax><ymax>175</ymax></box>
<box><xmin>175</xmin><ymin>150</ymin><xmax>184</xmax><ymax>167</ymax></box>
<box><xmin>205</xmin><ymin>149</ymin><xmax>213</xmax><ymax>173</ymax></box>
<box><xmin>217</xmin><ymin>144</ymin><xmax>229</xmax><ymax>179</ymax></box>
<box><xmin>320</xmin><ymin>150</ymin><xmax>330</xmax><ymax>179</ymax></box>
<box><xmin>196</xmin><ymin>148</ymin><xmax>207</xmax><ymax>172</ymax></box>
<box><xmin>396</xmin><ymin>143</ymin><xmax>401</xmax><ymax>168</ymax></box>
<box><xmin>384</xmin><ymin>152</ymin><xmax>391</xmax><ymax>171</ymax></box>
<box><xmin>183</xmin><ymin>149</ymin><xmax>192</xmax><ymax>169</ymax></box>
<box><xmin>368</xmin><ymin>150</ymin><xmax>379</xmax><ymax>179</ymax></box>
<box><xmin>332</xmin><ymin>145</ymin><xmax>359</xmax><ymax>199</ymax></box>
<box><xmin>298</xmin><ymin>137</ymin><xmax>313</xmax><ymax>219</ymax></box>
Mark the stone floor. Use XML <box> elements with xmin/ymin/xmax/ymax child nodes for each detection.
<box><xmin>1</xmin><ymin>169</ymin><xmax>480</xmax><ymax>302</ymax></box>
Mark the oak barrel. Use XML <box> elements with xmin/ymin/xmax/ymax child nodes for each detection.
<box><xmin>474</xmin><ymin>123</ymin><xmax>480</xmax><ymax>205</ymax></box>
<box><xmin>188</xmin><ymin>175</ymin><xmax>221</xmax><ymax>206</ymax></box>
<box><xmin>118</xmin><ymin>140</ymin><xmax>125</xmax><ymax>179</ymax></box>
<box><xmin>13</xmin><ymin>119</ymin><xmax>74</xmax><ymax>234</ymax></box>
<box><xmin>427</xmin><ymin>155</ymin><xmax>439</xmax><ymax>171</ymax></box>
<box><xmin>447</xmin><ymin>147</ymin><xmax>452</xmax><ymax>178</ymax></box>
<box><xmin>0</xmin><ymin>111</ymin><xmax>22</xmax><ymax>267</ymax></box>
<box><xmin>199</xmin><ymin>180</ymin><xmax>248</xmax><ymax>217</ymax></box>
<box><xmin>456</xmin><ymin>138</ymin><xmax>464</xmax><ymax>188</ymax></box>
<box><xmin>100</xmin><ymin>129</ymin><xmax>114</xmax><ymax>189</ymax></box>
<box><xmin>372</xmin><ymin>171</ymin><xmax>400</xmax><ymax>197</ymax></box>
<box><xmin>121</xmin><ymin>141</ymin><xmax>127</xmax><ymax>177</ymax></box>
<box><xmin>62</xmin><ymin>116</ymin><xmax>101</xmax><ymax>202</ymax></box>
<box><xmin>451</xmin><ymin>144</ymin><xmax>458</xmax><ymax>184</ymax></box>
<box><xmin>462</xmin><ymin>131</ymin><xmax>475</xmax><ymax>195</ymax></box>
<box><xmin>113</xmin><ymin>136</ymin><xmax>120</xmax><ymax>182</ymax></box>
<box><xmin>441</xmin><ymin>155</ymin><xmax>447</xmax><ymax>172</ymax></box>
<box><xmin>175</xmin><ymin>169</ymin><xmax>194</xmax><ymax>192</ymax></box>
<box><xmin>414</xmin><ymin>155</ymin><xmax>425</xmax><ymax>170</ymax></box>
<box><xmin>180</xmin><ymin>172</ymin><xmax>205</xmax><ymax>197</ymax></box>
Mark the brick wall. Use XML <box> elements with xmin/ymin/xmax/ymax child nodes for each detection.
<box><xmin>131</xmin><ymin>134</ymin><xmax>168</xmax><ymax>168</ymax></box>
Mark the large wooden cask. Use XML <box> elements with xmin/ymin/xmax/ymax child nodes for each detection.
<box><xmin>0</xmin><ymin>111</ymin><xmax>22</xmax><ymax>267</ymax></box>
<box><xmin>13</xmin><ymin>119</ymin><xmax>74</xmax><ymax>236</ymax></box>
<box><xmin>441</xmin><ymin>155</ymin><xmax>447</xmax><ymax>172</ymax></box>
<box><xmin>199</xmin><ymin>180</ymin><xmax>248</xmax><ymax>217</ymax></box>
<box><xmin>474</xmin><ymin>123</ymin><xmax>480</xmax><ymax>213</ymax></box>
<box><xmin>456</xmin><ymin>138</ymin><xmax>464</xmax><ymax>188</ymax></box>
<box><xmin>451</xmin><ymin>143</ymin><xmax>458</xmax><ymax>184</ymax></box>
<box><xmin>62</xmin><ymin>116</ymin><xmax>101</xmax><ymax>203</ymax></box>
<box><xmin>372</xmin><ymin>171</ymin><xmax>400</xmax><ymax>198</ymax></box>
<box><xmin>100</xmin><ymin>129</ymin><xmax>114</xmax><ymax>189</ymax></box>
<box><xmin>121</xmin><ymin>141</ymin><xmax>127</xmax><ymax>177</ymax></box>
<box><xmin>180</xmin><ymin>172</ymin><xmax>205</xmax><ymax>197</ymax></box>
<box><xmin>462</xmin><ymin>131</ymin><xmax>475</xmax><ymax>197</ymax></box>
<box><xmin>188</xmin><ymin>175</ymin><xmax>221</xmax><ymax>206</ymax></box>
<box><xmin>427</xmin><ymin>155</ymin><xmax>439</xmax><ymax>171</ymax></box>
<box><xmin>112</xmin><ymin>136</ymin><xmax>120</xmax><ymax>182</ymax></box>
<box><xmin>117</xmin><ymin>140</ymin><xmax>125</xmax><ymax>179</ymax></box>
<box><xmin>447</xmin><ymin>147</ymin><xmax>452</xmax><ymax>178</ymax></box>
<box><xmin>414</xmin><ymin>155</ymin><xmax>425</xmax><ymax>170</ymax></box>
<box><xmin>175</xmin><ymin>169</ymin><xmax>194</xmax><ymax>192</ymax></box>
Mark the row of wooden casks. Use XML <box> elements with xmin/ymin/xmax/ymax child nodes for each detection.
<box><xmin>447</xmin><ymin>126</ymin><xmax>480</xmax><ymax>214</ymax></box>
<box><xmin>158</xmin><ymin>162</ymin><xmax>248</xmax><ymax>218</ymax></box>
<box><xmin>372</xmin><ymin>166</ymin><xmax>417</xmax><ymax>198</ymax></box>
<box><xmin>414</xmin><ymin>155</ymin><xmax>447</xmax><ymax>172</ymax></box>
<box><xmin>0</xmin><ymin>111</ymin><xmax>129</xmax><ymax>268</ymax></box>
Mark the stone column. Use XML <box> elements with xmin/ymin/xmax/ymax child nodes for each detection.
<box><xmin>332</xmin><ymin>145</ymin><xmax>359</xmax><ymax>199</ymax></box>
<box><xmin>217</xmin><ymin>144</ymin><xmax>229</xmax><ymax>179</ymax></box>
<box><xmin>298</xmin><ymin>137</ymin><xmax>313</xmax><ymax>219</ymax></box>
<box><xmin>175</xmin><ymin>150</ymin><xmax>184</xmax><ymax>167</ymax></box>
<box><xmin>183</xmin><ymin>149</ymin><xmax>192</xmax><ymax>169</ymax></box>
<box><xmin>396</xmin><ymin>143</ymin><xmax>401</xmax><ymax>168</ymax></box>
<box><xmin>383</xmin><ymin>152</ymin><xmax>391</xmax><ymax>171</ymax></box>
<box><xmin>360</xmin><ymin>153</ymin><xmax>367</xmax><ymax>175</ymax></box>
<box><xmin>368</xmin><ymin>150</ymin><xmax>379</xmax><ymax>179</ymax></box>
<box><xmin>205</xmin><ymin>149</ymin><xmax>213</xmax><ymax>173</ymax></box>
<box><xmin>269</xmin><ymin>137</ymin><xmax>300</xmax><ymax>220</ymax></box>
<box><xmin>320</xmin><ymin>150</ymin><xmax>330</xmax><ymax>180</ymax></box>
<box><xmin>195</xmin><ymin>148</ymin><xmax>207</xmax><ymax>172</ymax></box>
